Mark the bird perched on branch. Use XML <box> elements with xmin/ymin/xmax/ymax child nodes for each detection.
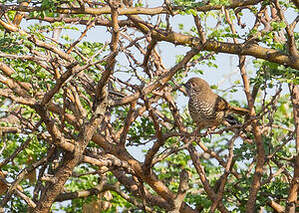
<box><xmin>183</xmin><ymin>77</ymin><xmax>249</xmax><ymax>130</ymax></box>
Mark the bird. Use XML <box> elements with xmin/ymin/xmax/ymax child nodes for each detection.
<box><xmin>182</xmin><ymin>77</ymin><xmax>249</xmax><ymax>130</ymax></box>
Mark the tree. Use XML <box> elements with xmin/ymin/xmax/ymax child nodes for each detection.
<box><xmin>0</xmin><ymin>0</ymin><xmax>298</xmax><ymax>212</ymax></box>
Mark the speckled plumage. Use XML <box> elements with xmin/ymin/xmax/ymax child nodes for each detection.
<box><xmin>184</xmin><ymin>77</ymin><xmax>247</xmax><ymax>129</ymax></box>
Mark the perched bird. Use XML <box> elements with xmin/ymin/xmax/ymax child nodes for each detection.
<box><xmin>183</xmin><ymin>77</ymin><xmax>249</xmax><ymax>130</ymax></box>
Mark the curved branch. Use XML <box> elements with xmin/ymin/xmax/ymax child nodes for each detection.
<box><xmin>91</xmin><ymin>134</ymin><xmax>198</xmax><ymax>213</ymax></box>
<box><xmin>3</xmin><ymin>1</ymin><xmax>263</xmax><ymax>16</ymax></box>
<box><xmin>129</xmin><ymin>15</ymin><xmax>299</xmax><ymax>70</ymax></box>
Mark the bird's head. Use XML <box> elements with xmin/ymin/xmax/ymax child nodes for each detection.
<box><xmin>182</xmin><ymin>77</ymin><xmax>211</xmax><ymax>96</ymax></box>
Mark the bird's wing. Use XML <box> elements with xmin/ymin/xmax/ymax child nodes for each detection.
<box><xmin>215</xmin><ymin>96</ymin><xmax>230</xmax><ymax>111</ymax></box>
<box><xmin>216</xmin><ymin>96</ymin><xmax>250</xmax><ymax>116</ymax></box>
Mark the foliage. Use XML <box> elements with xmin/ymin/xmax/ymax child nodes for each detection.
<box><xmin>0</xmin><ymin>0</ymin><xmax>298</xmax><ymax>212</ymax></box>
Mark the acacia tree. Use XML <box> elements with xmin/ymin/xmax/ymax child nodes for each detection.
<box><xmin>0</xmin><ymin>0</ymin><xmax>298</xmax><ymax>212</ymax></box>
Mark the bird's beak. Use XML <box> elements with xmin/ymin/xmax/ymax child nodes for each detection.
<box><xmin>179</xmin><ymin>83</ymin><xmax>188</xmax><ymax>94</ymax></box>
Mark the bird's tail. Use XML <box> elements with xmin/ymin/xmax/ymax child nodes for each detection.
<box><xmin>225</xmin><ymin>114</ymin><xmax>240</xmax><ymax>126</ymax></box>
<box><xmin>225</xmin><ymin>114</ymin><xmax>252</xmax><ymax>143</ymax></box>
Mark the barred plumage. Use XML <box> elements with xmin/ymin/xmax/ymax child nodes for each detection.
<box><xmin>183</xmin><ymin>77</ymin><xmax>249</xmax><ymax>130</ymax></box>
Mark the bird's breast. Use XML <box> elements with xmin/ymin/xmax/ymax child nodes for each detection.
<box><xmin>188</xmin><ymin>95</ymin><xmax>224</xmax><ymax>127</ymax></box>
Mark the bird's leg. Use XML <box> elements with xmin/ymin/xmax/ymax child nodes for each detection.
<box><xmin>191</xmin><ymin>126</ymin><xmax>202</xmax><ymax>138</ymax></box>
<box><xmin>204</xmin><ymin>126</ymin><xmax>217</xmax><ymax>141</ymax></box>
<box><xmin>205</xmin><ymin>126</ymin><xmax>217</xmax><ymax>135</ymax></box>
